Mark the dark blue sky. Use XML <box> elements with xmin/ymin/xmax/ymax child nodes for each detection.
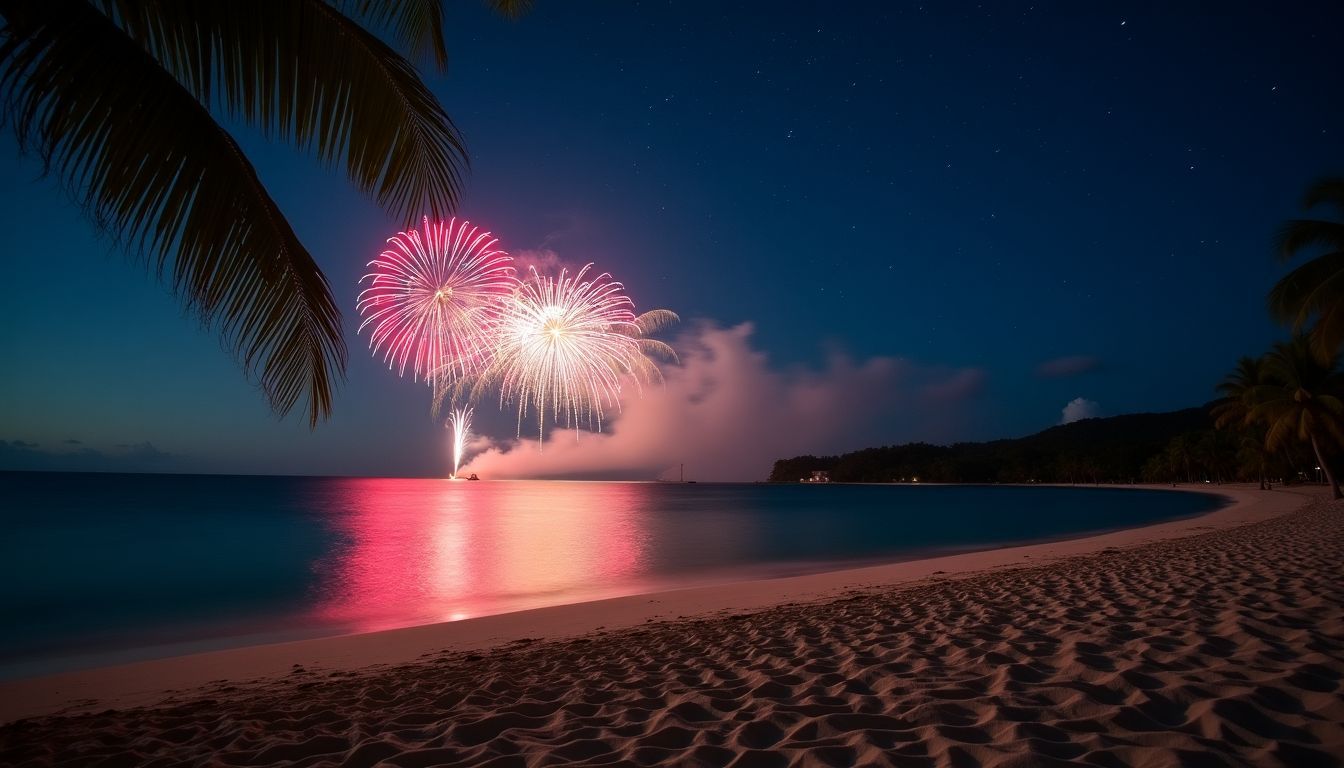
<box><xmin>2</xmin><ymin>2</ymin><xmax>1342</xmax><ymax>478</ymax></box>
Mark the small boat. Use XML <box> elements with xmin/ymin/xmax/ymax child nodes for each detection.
<box><xmin>467</xmin><ymin>473</ymin><xmax>480</xmax><ymax>481</ymax></box>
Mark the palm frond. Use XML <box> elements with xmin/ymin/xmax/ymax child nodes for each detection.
<box><xmin>333</xmin><ymin>0</ymin><xmax>535</xmax><ymax>69</ymax></box>
<box><xmin>1320</xmin><ymin>407</ymin><xmax>1344</xmax><ymax>447</ymax></box>
<box><xmin>1301</xmin><ymin>176</ymin><xmax>1344</xmax><ymax>221</ymax></box>
<box><xmin>95</xmin><ymin>0</ymin><xmax>467</xmax><ymax>221</ymax></box>
<box><xmin>638</xmin><ymin>338</ymin><xmax>679</xmax><ymax>363</ymax></box>
<box><xmin>1273</xmin><ymin>220</ymin><xmax>1344</xmax><ymax>263</ymax></box>
<box><xmin>1310</xmin><ymin>290</ymin><xmax>1344</xmax><ymax>363</ymax></box>
<box><xmin>1267</xmin><ymin>250</ymin><xmax>1344</xmax><ymax>326</ymax></box>
<box><xmin>486</xmin><ymin>0</ymin><xmax>535</xmax><ymax>20</ymax></box>
<box><xmin>1210</xmin><ymin>399</ymin><xmax>1248</xmax><ymax>431</ymax></box>
<box><xmin>1214</xmin><ymin>355</ymin><xmax>1263</xmax><ymax>401</ymax></box>
<box><xmin>330</xmin><ymin>0</ymin><xmax>449</xmax><ymax>69</ymax></box>
<box><xmin>635</xmin><ymin>309</ymin><xmax>680</xmax><ymax>336</ymax></box>
<box><xmin>1317</xmin><ymin>394</ymin><xmax>1344</xmax><ymax>416</ymax></box>
<box><xmin>622</xmin><ymin>351</ymin><xmax>666</xmax><ymax>386</ymax></box>
<box><xmin>1248</xmin><ymin>336</ymin><xmax>1344</xmax><ymax>457</ymax></box>
<box><xmin>0</xmin><ymin>0</ymin><xmax>345</xmax><ymax>424</ymax></box>
<box><xmin>1262</xmin><ymin>409</ymin><xmax>1295</xmax><ymax>452</ymax></box>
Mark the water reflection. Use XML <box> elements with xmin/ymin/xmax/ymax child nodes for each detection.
<box><xmin>312</xmin><ymin>480</ymin><xmax>671</xmax><ymax>633</ymax></box>
<box><xmin>1</xmin><ymin>473</ymin><xmax>1225</xmax><ymax>674</ymax></box>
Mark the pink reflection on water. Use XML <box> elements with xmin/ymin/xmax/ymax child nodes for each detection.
<box><xmin>312</xmin><ymin>479</ymin><xmax>652</xmax><ymax>633</ymax></box>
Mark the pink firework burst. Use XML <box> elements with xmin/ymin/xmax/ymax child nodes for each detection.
<box><xmin>357</xmin><ymin>217</ymin><xmax>516</xmax><ymax>387</ymax></box>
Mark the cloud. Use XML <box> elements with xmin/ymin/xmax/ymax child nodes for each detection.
<box><xmin>0</xmin><ymin>439</ymin><xmax>177</xmax><ymax>472</ymax></box>
<box><xmin>1035</xmin><ymin>355</ymin><xmax>1102</xmax><ymax>378</ymax></box>
<box><xmin>1061</xmin><ymin>397</ymin><xmax>1101</xmax><ymax>424</ymax></box>
<box><xmin>62</xmin><ymin>438</ymin><xmax>82</xmax><ymax>445</ymax></box>
<box><xmin>462</xmin><ymin>322</ymin><xmax>987</xmax><ymax>482</ymax></box>
<box><xmin>115</xmin><ymin>441</ymin><xmax>173</xmax><ymax>460</ymax></box>
<box><xmin>922</xmin><ymin>368</ymin><xmax>987</xmax><ymax>402</ymax></box>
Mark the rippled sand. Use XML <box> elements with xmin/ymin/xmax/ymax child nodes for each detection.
<box><xmin>2</xmin><ymin>491</ymin><xmax>1342</xmax><ymax>767</ymax></box>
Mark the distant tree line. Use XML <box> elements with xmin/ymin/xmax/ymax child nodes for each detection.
<box><xmin>772</xmin><ymin>176</ymin><xmax>1344</xmax><ymax>496</ymax></box>
<box><xmin>769</xmin><ymin>408</ymin><xmax>1222</xmax><ymax>484</ymax></box>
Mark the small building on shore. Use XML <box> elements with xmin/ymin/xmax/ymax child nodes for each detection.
<box><xmin>802</xmin><ymin>470</ymin><xmax>831</xmax><ymax>483</ymax></box>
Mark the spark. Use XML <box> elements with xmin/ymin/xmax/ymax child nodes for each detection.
<box><xmin>448</xmin><ymin>406</ymin><xmax>473</xmax><ymax>479</ymax></box>
<box><xmin>477</xmin><ymin>265</ymin><xmax>677</xmax><ymax>439</ymax></box>
<box><xmin>357</xmin><ymin>221</ymin><xmax>679</xmax><ymax>449</ymax></box>
<box><xmin>356</xmin><ymin>217</ymin><xmax>515</xmax><ymax>390</ymax></box>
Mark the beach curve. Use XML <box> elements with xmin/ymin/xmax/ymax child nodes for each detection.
<box><xmin>1</xmin><ymin>483</ymin><xmax>1341</xmax><ymax>766</ymax></box>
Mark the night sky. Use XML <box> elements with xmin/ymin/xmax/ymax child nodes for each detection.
<box><xmin>2</xmin><ymin>2</ymin><xmax>1342</xmax><ymax>480</ymax></box>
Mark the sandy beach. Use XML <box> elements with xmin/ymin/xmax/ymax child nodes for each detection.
<box><xmin>1</xmin><ymin>484</ymin><xmax>1341</xmax><ymax>766</ymax></box>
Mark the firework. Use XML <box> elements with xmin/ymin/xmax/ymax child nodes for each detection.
<box><xmin>448</xmin><ymin>406</ymin><xmax>473</xmax><ymax>478</ymax></box>
<box><xmin>357</xmin><ymin>218</ymin><xmax>515</xmax><ymax>389</ymax></box>
<box><xmin>479</xmin><ymin>265</ymin><xmax>674</xmax><ymax>438</ymax></box>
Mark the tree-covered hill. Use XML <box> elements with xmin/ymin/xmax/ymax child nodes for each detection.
<box><xmin>769</xmin><ymin>406</ymin><xmax>1216</xmax><ymax>483</ymax></box>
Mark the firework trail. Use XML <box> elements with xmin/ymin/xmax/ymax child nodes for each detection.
<box><xmin>357</xmin><ymin>218</ymin><xmax>516</xmax><ymax>392</ymax></box>
<box><xmin>477</xmin><ymin>265</ymin><xmax>677</xmax><ymax>439</ymax></box>
<box><xmin>448</xmin><ymin>406</ymin><xmax>473</xmax><ymax>478</ymax></box>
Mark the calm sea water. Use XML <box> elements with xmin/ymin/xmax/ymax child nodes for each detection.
<box><xmin>0</xmin><ymin>472</ymin><xmax>1225</xmax><ymax>677</ymax></box>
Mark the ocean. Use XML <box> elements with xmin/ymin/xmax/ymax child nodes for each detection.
<box><xmin>0</xmin><ymin>472</ymin><xmax>1225</xmax><ymax>677</ymax></box>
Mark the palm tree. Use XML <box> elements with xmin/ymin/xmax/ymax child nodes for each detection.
<box><xmin>1141</xmin><ymin>452</ymin><xmax>1173</xmax><ymax>484</ymax></box>
<box><xmin>1213</xmin><ymin>356</ymin><xmax>1269</xmax><ymax>488</ymax></box>
<box><xmin>0</xmin><ymin>0</ymin><xmax>531</xmax><ymax>425</ymax></box>
<box><xmin>1165</xmin><ymin>433</ymin><xmax>1198</xmax><ymax>483</ymax></box>
<box><xmin>1250</xmin><ymin>338</ymin><xmax>1344</xmax><ymax>499</ymax></box>
<box><xmin>1268</xmin><ymin>176</ymin><xmax>1344</xmax><ymax>363</ymax></box>
<box><xmin>1193</xmin><ymin>429</ymin><xmax>1237</xmax><ymax>484</ymax></box>
<box><xmin>1234</xmin><ymin>430</ymin><xmax>1273</xmax><ymax>489</ymax></box>
<box><xmin>1213</xmin><ymin>356</ymin><xmax>1265</xmax><ymax>428</ymax></box>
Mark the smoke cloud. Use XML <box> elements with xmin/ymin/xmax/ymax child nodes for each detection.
<box><xmin>509</xmin><ymin>248</ymin><xmax>566</xmax><ymax>277</ymax></box>
<box><xmin>463</xmin><ymin>322</ymin><xmax>986</xmax><ymax>481</ymax></box>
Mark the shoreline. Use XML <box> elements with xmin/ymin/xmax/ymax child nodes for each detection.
<box><xmin>0</xmin><ymin>483</ymin><xmax>1228</xmax><ymax>681</ymax></box>
<box><xmin>0</xmin><ymin>482</ymin><xmax>1311</xmax><ymax>724</ymax></box>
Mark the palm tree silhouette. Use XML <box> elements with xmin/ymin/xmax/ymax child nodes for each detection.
<box><xmin>1268</xmin><ymin>176</ymin><xmax>1344</xmax><ymax>364</ymax></box>
<box><xmin>1250</xmin><ymin>338</ymin><xmax>1344</xmax><ymax>499</ymax></box>
<box><xmin>1213</xmin><ymin>356</ymin><xmax>1270</xmax><ymax>489</ymax></box>
<box><xmin>0</xmin><ymin>0</ymin><xmax>530</xmax><ymax>425</ymax></box>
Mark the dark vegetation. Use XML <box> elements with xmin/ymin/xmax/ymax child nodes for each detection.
<box><xmin>772</xmin><ymin>407</ymin><xmax>1197</xmax><ymax>483</ymax></box>
<box><xmin>770</xmin><ymin>403</ymin><xmax>1327</xmax><ymax>485</ymax></box>
<box><xmin>775</xmin><ymin>176</ymin><xmax>1344</xmax><ymax>497</ymax></box>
